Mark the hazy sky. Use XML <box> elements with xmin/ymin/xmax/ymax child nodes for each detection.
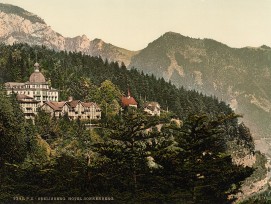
<box><xmin>0</xmin><ymin>0</ymin><xmax>270</xmax><ymax>50</ymax></box>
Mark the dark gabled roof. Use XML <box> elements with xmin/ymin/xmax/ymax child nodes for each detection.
<box><xmin>43</xmin><ymin>98</ymin><xmax>100</xmax><ymax>112</ymax></box>
<box><xmin>144</xmin><ymin>102</ymin><xmax>160</xmax><ymax>111</ymax></box>
<box><xmin>81</xmin><ymin>102</ymin><xmax>100</xmax><ymax>109</ymax></box>
<box><xmin>43</xmin><ymin>101</ymin><xmax>66</xmax><ymax>111</ymax></box>
<box><xmin>81</xmin><ymin>102</ymin><xmax>94</xmax><ymax>107</ymax></box>
<box><xmin>67</xmin><ymin>100</ymin><xmax>80</xmax><ymax>108</ymax></box>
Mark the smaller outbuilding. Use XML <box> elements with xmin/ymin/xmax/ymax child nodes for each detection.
<box><xmin>121</xmin><ymin>89</ymin><xmax>138</xmax><ymax>109</ymax></box>
<box><xmin>143</xmin><ymin>102</ymin><xmax>161</xmax><ymax>116</ymax></box>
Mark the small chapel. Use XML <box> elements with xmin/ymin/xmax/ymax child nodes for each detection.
<box><xmin>121</xmin><ymin>89</ymin><xmax>138</xmax><ymax>109</ymax></box>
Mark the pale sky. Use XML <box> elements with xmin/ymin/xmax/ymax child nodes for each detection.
<box><xmin>0</xmin><ymin>0</ymin><xmax>270</xmax><ymax>51</ymax></box>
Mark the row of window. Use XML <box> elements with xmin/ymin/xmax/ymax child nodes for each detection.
<box><xmin>23</xmin><ymin>108</ymin><xmax>37</xmax><ymax>113</ymax></box>
<box><xmin>25</xmin><ymin>85</ymin><xmax>49</xmax><ymax>89</ymax></box>
<box><xmin>8</xmin><ymin>90</ymin><xmax>58</xmax><ymax>97</ymax></box>
<box><xmin>21</xmin><ymin>103</ymin><xmax>37</xmax><ymax>107</ymax></box>
<box><xmin>34</xmin><ymin>97</ymin><xmax>57</xmax><ymax>101</ymax></box>
<box><xmin>68</xmin><ymin>115</ymin><xmax>101</xmax><ymax>119</ymax></box>
<box><xmin>34</xmin><ymin>91</ymin><xmax>58</xmax><ymax>96</ymax></box>
<box><xmin>72</xmin><ymin>111</ymin><xmax>100</xmax><ymax>114</ymax></box>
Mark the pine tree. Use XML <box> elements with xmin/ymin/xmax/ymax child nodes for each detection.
<box><xmin>158</xmin><ymin>113</ymin><xmax>253</xmax><ymax>203</ymax></box>
<box><xmin>92</xmin><ymin>110</ymin><xmax>169</xmax><ymax>202</ymax></box>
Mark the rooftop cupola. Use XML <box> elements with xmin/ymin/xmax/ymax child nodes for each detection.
<box><xmin>34</xmin><ymin>62</ymin><xmax>40</xmax><ymax>72</ymax></box>
<box><xmin>29</xmin><ymin>62</ymin><xmax>46</xmax><ymax>83</ymax></box>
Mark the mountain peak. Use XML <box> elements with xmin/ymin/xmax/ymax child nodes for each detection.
<box><xmin>0</xmin><ymin>3</ymin><xmax>45</xmax><ymax>24</ymax></box>
<box><xmin>81</xmin><ymin>34</ymin><xmax>88</xmax><ymax>39</ymax></box>
<box><xmin>162</xmin><ymin>31</ymin><xmax>188</xmax><ymax>39</ymax></box>
<box><xmin>92</xmin><ymin>38</ymin><xmax>104</xmax><ymax>43</ymax></box>
<box><xmin>163</xmin><ymin>31</ymin><xmax>184</xmax><ymax>36</ymax></box>
<box><xmin>260</xmin><ymin>45</ymin><xmax>271</xmax><ymax>49</ymax></box>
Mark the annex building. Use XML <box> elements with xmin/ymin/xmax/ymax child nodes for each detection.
<box><xmin>41</xmin><ymin>97</ymin><xmax>101</xmax><ymax>120</ymax></box>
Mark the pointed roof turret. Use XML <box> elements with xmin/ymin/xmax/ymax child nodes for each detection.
<box><xmin>127</xmin><ymin>88</ymin><xmax>131</xmax><ymax>98</ymax></box>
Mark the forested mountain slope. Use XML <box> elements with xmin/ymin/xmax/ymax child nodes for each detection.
<box><xmin>129</xmin><ymin>32</ymin><xmax>271</xmax><ymax>141</ymax></box>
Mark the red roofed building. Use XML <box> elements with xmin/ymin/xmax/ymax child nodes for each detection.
<box><xmin>121</xmin><ymin>89</ymin><xmax>138</xmax><ymax>109</ymax></box>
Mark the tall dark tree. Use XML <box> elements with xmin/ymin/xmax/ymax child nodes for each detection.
<box><xmin>92</xmin><ymin>110</ymin><xmax>169</xmax><ymax>202</ymax></box>
<box><xmin>155</xmin><ymin>114</ymin><xmax>253</xmax><ymax>204</ymax></box>
<box><xmin>0</xmin><ymin>89</ymin><xmax>26</xmax><ymax>165</ymax></box>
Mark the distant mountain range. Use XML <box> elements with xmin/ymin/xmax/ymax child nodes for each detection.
<box><xmin>1</xmin><ymin>3</ymin><xmax>271</xmax><ymax>146</ymax></box>
<box><xmin>0</xmin><ymin>3</ymin><xmax>137</xmax><ymax>65</ymax></box>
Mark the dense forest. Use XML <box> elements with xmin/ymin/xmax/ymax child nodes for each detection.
<box><xmin>0</xmin><ymin>43</ymin><xmax>262</xmax><ymax>203</ymax></box>
<box><xmin>0</xmin><ymin>43</ymin><xmax>234</xmax><ymax>119</ymax></box>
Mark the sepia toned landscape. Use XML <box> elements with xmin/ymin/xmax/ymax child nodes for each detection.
<box><xmin>0</xmin><ymin>1</ymin><xmax>270</xmax><ymax>203</ymax></box>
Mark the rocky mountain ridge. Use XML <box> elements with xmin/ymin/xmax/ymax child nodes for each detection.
<box><xmin>0</xmin><ymin>3</ymin><xmax>136</xmax><ymax>65</ymax></box>
<box><xmin>129</xmin><ymin>32</ymin><xmax>271</xmax><ymax>146</ymax></box>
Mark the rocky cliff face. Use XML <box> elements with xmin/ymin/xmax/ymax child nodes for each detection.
<box><xmin>129</xmin><ymin>32</ymin><xmax>271</xmax><ymax>142</ymax></box>
<box><xmin>0</xmin><ymin>3</ymin><xmax>137</xmax><ymax>65</ymax></box>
